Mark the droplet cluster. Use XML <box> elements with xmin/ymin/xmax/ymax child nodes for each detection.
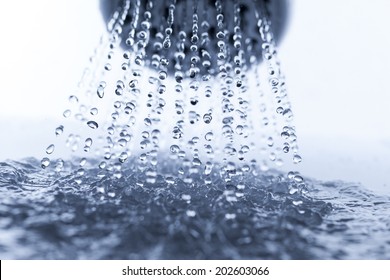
<box><xmin>42</xmin><ymin>0</ymin><xmax>304</xmax><ymax>192</ymax></box>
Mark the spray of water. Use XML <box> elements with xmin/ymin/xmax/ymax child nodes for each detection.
<box><xmin>2</xmin><ymin>0</ymin><xmax>390</xmax><ymax>260</ymax></box>
<box><xmin>42</xmin><ymin>0</ymin><xmax>304</xmax><ymax>191</ymax></box>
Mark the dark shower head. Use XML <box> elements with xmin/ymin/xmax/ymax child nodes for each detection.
<box><xmin>100</xmin><ymin>0</ymin><xmax>288</xmax><ymax>77</ymax></box>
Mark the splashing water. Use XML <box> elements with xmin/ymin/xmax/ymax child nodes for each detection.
<box><xmin>1</xmin><ymin>0</ymin><xmax>389</xmax><ymax>259</ymax></box>
<box><xmin>0</xmin><ymin>158</ymin><xmax>389</xmax><ymax>259</ymax></box>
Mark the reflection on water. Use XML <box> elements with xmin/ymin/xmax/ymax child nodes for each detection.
<box><xmin>0</xmin><ymin>158</ymin><xmax>389</xmax><ymax>259</ymax></box>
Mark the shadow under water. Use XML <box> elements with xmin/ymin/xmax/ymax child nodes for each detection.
<box><xmin>0</xmin><ymin>158</ymin><xmax>389</xmax><ymax>259</ymax></box>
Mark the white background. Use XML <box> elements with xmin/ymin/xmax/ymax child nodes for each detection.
<box><xmin>0</xmin><ymin>0</ymin><xmax>389</xmax><ymax>193</ymax></box>
<box><xmin>2</xmin><ymin>260</ymin><xmax>389</xmax><ymax>280</ymax></box>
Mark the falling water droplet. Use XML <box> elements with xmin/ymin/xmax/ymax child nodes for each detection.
<box><xmin>90</xmin><ymin>108</ymin><xmax>98</xmax><ymax>115</ymax></box>
<box><xmin>69</xmin><ymin>95</ymin><xmax>78</xmax><ymax>104</ymax></box>
<box><xmin>119</xmin><ymin>152</ymin><xmax>128</xmax><ymax>163</ymax></box>
<box><xmin>97</xmin><ymin>86</ymin><xmax>105</xmax><ymax>98</ymax></box>
<box><xmin>203</xmin><ymin>113</ymin><xmax>212</xmax><ymax>124</ymax></box>
<box><xmin>158</xmin><ymin>71</ymin><xmax>167</xmax><ymax>80</ymax></box>
<box><xmin>63</xmin><ymin>110</ymin><xmax>71</xmax><ymax>118</ymax></box>
<box><xmin>55</xmin><ymin>125</ymin><xmax>64</xmax><ymax>136</ymax></box>
<box><xmin>41</xmin><ymin>158</ymin><xmax>50</xmax><ymax>169</ymax></box>
<box><xmin>144</xmin><ymin>118</ymin><xmax>152</xmax><ymax>126</ymax></box>
<box><xmin>46</xmin><ymin>144</ymin><xmax>55</xmax><ymax>155</ymax></box>
<box><xmin>293</xmin><ymin>154</ymin><xmax>302</xmax><ymax>164</ymax></box>
<box><xmin>205</xmin><ymin>132</ymin><xmax>214</xmax><ymax>141</ymax></box>
<box><xmin>87</xmin><ymin>121</ymin><xmax>99</xmax><ymax>129</ymax></box>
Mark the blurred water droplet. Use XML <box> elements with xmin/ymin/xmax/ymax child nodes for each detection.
<box><xmin>46</xmin><ymin>144</ymin><xmax>55</xmax><ymax>155</ymax></box>
<box><xmin>63</xmin><ymin>110</ymin><xmax>71</xmax><ymax>118</ymax></box>
<box><xmin>41</xmin><ymin>158</ymin><xmax>50</xmax><ymax>169</ymax></box>
<box><xmin>55</xmin><ymin>125</ymin><xmax>64</xmax><ymax>136</ymax></box>
<box><xmin>87</xmin><ymin>121</ymin><xmax>98</xmax><ymax>129</ymax></box>
<box><xmin>69</xmin><ymin>95</ymin><xmax>78</xmax><ymax>104</ymax></box>
<box><xmin>186</xmin><ymin>210</ymin><xmax>196</xmax><ymax>217</ymax></box>
<box><xmin>293</xmin><ymin>154</ymin><xmax>302</xmax><ymax>164</ymax></box>
<box><xmin>144</xmin><ymin>118</ymin><xmax>152</xmax><ymax>126</ymax></box>
<box><xmin>203</xmin><ymin>113</ymin><xmax>212</xmax><ymax>124</ymax></box>
<box><xmin>90</xmin><ymin>108</ymin><xmax>98</xmax><ymax>115</ymax></box>
<box><xmin>97</xmin><ymin>86</ymin><xmax>105</xmax><ymax>98</ymax></box>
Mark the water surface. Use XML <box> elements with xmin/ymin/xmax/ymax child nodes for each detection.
<box><xmin>1</xmin><ymin>158</ymin><xmax>389</xmax><ymax>259</ymax></box>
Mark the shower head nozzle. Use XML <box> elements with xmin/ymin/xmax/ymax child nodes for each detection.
<box><xmin>100</xmin><ymin>0</ymin><xmax>288</xmax><ymax>77</ymax></box>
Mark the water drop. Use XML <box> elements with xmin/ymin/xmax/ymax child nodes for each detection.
<box><xmin>55</xmin><ymin>125</ymin><xmax>64</xmax><ymax>136</ymax></box>
<box><xmin>204</xmin><ymin>161</ymin><xmax>213</xmax><ymax>175</ymax></box>
<box><xmin>87</xmin><ymin>121</ymin><xmax>99</xmax><ymax>129</ymax></box>
<box><xmin>104</xmin><ymin>63</ymin><xmax>112</xmax><ymax>71</ymax></box>
<box><xmin>99</xmin><ymin>81</ymin><xmax>106</xmax><ymax>88</ymax></box>
<box><xmin>165</xmin><ymin>176</ymin><xmax>175</xmax><ymax>184</ymax></box>
<box><xmin>79</xmin><ymin>158</ymin><xmax>87</xmax><ymax>167</ymax></box>
<box><xmin>129</xmin><ymin>80</ymin><xmax>138</xmax><ymax>88</ymax></box>
<box><xmin>293</xmin><ymin>154</ymin><xmax>302</xmax><ymax>164</ymax></box>
<box><xmin>294</xmin><ymin>175</ymin><xmax>304</xmax><ymax>183</ymax></box>
<box><xmin>140</xmin><ymin>139</ymin><xmax>150</xmax><ymax>149</ymax></box>
<box><xmin>225</xmin><ymin>213</ymin><xmax>236</xmax><ymax>219</ymax></box>
<box><xmin>63</xmin><ymin>110</ymin><xmax>71</xmax><ymax>118</ymax></box>
<box><xmin>85</xmin><ymin>138</ymin><xmax>93</xmax><ymax>147</ymax></box>
<box><xmin>205</xmin><ymin>132</ymin><xmax>214</xmax><ymax>141</ymax></box>
<box><xmin>158</xmin><ymin>85</ymin><xmax>166</xmax><ymax>94</ymax></box>
<box><xmin>203</xmin><ymin>113</ymin><xmax>212</xmax><ymax>124</ymax></box>
<box><xmin>99</xmin><ymin>161</ymin><xmax>106</xmax><ymax>169</ymax></box>
<box><xmin>170</xmin><ymin>145</ymin><xmax>180</xmax><ymax>154</ymax></box>
<box><xmin>172</xmin><ymin>126</ymin><xmax>183</xmax><ymax>139</ymax></box>
<box><xmin>41</xmin><ymin>157</ymin><xmax>50</xmax><ymax>169</ymax></box>
<box><xmin>97</xmin><ymin>86</ymin><xmax>104</xmax><ymax>98</ymax></box>
<box><xmin>192</xmin><ymin>158</ymin><xmax>202</xmax><ymax>166</ymax></box>
<box><xmin>216</xmin><ymin>31</ymin><xmax>225</xmax><ymax>39</ymax></box>
<box><xmin>186</xmin><ymin>210</ymin><xmax>196</xmax><ymax>217</ymax></box>
<box><xmin>144</xmin><ymin>118</ymin><xmax>152</xmax><ymax>126</ymax></box>
<box><xmin>46</xmin><ymin>144</ymin><xmax>55</xmax><ymax>155</ymax></box>
<box><xmin>90</xmin><ymin>108</ymin><xmax>98</xmax><ymax>115</ymax></box>
<box><xmin>119</xmin><ymin>152</ymin><xmax>128</xmax><ymax>163</ymax></box>
<box><xmin>69</xmin><ymin>95</ymin><xmax>78</xmax><ymax>104</ymax></box>
<box><xmin>158</xmin><ymin>71</ymin><xmax>167</xmax><ymax>80</ymax></box>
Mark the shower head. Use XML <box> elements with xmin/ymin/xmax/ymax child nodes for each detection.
<box><xmin>100</xmin><ymin>0</ymin><xmax>288</xmax><ymax>78</ymax></box>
